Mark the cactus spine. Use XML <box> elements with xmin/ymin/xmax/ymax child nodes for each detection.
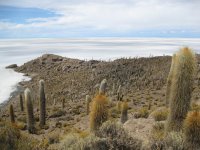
<box><xmin>99</xmin><ymin>79</ymin><xmax>107</xmax><ymax>95</ymax></box>
<box><xmin>90</xmin><ymin>94</ymin><xmax>108</xmax><ymax>132</ymax></box>
<box><xmin>19</xmin><ymin>94</ymin><xmax>24</xmax><ymax>111</ymax></box>
<box><xmin>25</xmin><ymin>88</ymin><xmax>35</xmax><ymax>133</ymax></box>
<box><xmin>86</xmin><ymin>95</ymin><xmax>91</xmax><ymax>115</ymax></box>
<box><xmin>9</xmin><ymin>104</ymin><xmax>15</xmax><ymax>123</ymax></box>
<box><xmin>165</xmin><ymin>54</ymin><xmax>176</xmax><ymax>106</ymax></box>
<box><xmin>120</xmin><ymin>101</ymin><xmax>128</xmax><ymax>124</ymax></box>
<box><xmin>184</xmin><ymin>111</ymin><xmax>200</xmax><ymax>149</ymax></box>
<box><xmin>166</xmin><ymin>47</ymin><xmax>196</xmax><ymax>132</ymax></box>
<box><xmin>39</xmin><ymin>80</ymin><xmax>46</xmax><ymax>127</ymax></box>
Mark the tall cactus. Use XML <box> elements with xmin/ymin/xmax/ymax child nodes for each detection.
<box><xmin>19</xmin><ymin>94</ymin><xmax>24</xmax><ymax>111</ymax></box>
<box><xmin>90</xmin><ymin>94</ymin><xmax>108</xmax><ymax>132</ymax></box>
<box><xmin>120</xmin><ymin>101</ymin><xmax>128</xmax><ymax>124</ymax></box>
<box><xmin>166</xmin><ymin>47</ymin><xmax>196</xmax><ymax>132</ymax></box>
<box><xmin>165</xmin><ymin>54</ymin><xmax>176</xmax><ymax>106</ymax></box>
<box><xmin>9</xmin><ymin>104</ymin><xmax>15</xmax><ymax>123</ymax></box>
<box><xmin>39</xmin><ymin>80</ymin><xmax>46</xmax><ymax>127</ymax></box>
<box><xmin>25</xmin><ymin>88</ymin><xmax>35</xmax><ymax>133</ymax></box>
<box><xmin>99</xmin><ymin>79</ymin><xmax>107</xmax><ymax>95</ymax></box>
<box><xmin>86</xmin><ymin>95</ymin><xmax>91</xmax><ymax>115</ymax></box>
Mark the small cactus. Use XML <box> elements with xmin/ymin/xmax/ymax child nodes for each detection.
<box><xmin>166</xmin><ymin>47</ymin><xmax>196</xmax><ymax>132</ymax></box>
<box><xmin>25</xmin><ymin>88</ymin><xmax>35</xmax><ymax>134</ymax></box>
<box><xmin>19</xmin><ymin>94</ymin><xmax>24</xmax><ymax>111</ymax></box>
<box><xmin>112</xmin><ymin>83</ymin><xmax>115</xmax><ymax>95</ymax></box>
<box><xmin>90</xmin><ymin>94</ymin><xmax>108</xmax><ymax>132</ymax></box>
<box><xmin>117</xmin><ymin>85</ymin><xmax>122</xmax><ymax>101</ymax></box>
<box><xmin>39</xmin><ymin>80</ymin><xmax>46</xmax><ymax>127</ymax></box>
<box><xmin>86</xmin><ymin>95</ymin><xmax>91</xmax><ymax>115</ymax></box>
<box><xmin>148</xmin><ymin>99</ymin><xmax>152</xmax><ymax>110</ymax></box>
<box><xmin>99</xmin><ymin>79</ymin><xmax>107</xmax><ymax>95</ymax></box>
<box><xmin>53</xmin><ymin>98</ymin><xmax>56</xmax><ymax>106</ymax></box>
<box><xmin>120</xmin><ymin>101</ymin><xmax>128</xmax><ymax>124</ymax></box>
<box><xmin>184</xmin><ymin>111</ymin><xmax>200</xmax><ymax>149</ymax></box>
<box><xmin>9</xmin><ymin>104</ymin><xmax>15</xmax><ymax>123</ymax></box>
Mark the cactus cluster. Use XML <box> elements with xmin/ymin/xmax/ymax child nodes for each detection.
<box><xmin>166</xmin><ymin>47</ymin><xmax>196</xmax><ymax>132</ymax></box>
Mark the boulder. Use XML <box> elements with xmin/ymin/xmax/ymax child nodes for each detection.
<box><xmin>5</xmin><ymin>64</ymin><xmax>18</xmax><ymax>69</ymax></box>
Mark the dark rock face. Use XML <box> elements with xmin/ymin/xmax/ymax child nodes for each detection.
<box><xmin>5</xmin><ymin>64</ymin><xmax>18</xmax><ymax>69</ymax></box>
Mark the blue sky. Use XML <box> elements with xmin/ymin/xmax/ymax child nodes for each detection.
<box><xmin>0</xmin><ymin>0</ymin><xmax>200</xmax><ymax>38</ymax></box>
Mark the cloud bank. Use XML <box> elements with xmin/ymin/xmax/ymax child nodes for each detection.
<box><xmin>0</xmin><ymin>0</ymin><xmax>200</xmax><ymax>38</ymax></box>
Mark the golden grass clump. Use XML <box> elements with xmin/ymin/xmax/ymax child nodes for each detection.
<box><xmin>184</xmin><ymin>111</ymin><xmax>200</xmax><ymax>149</ymax></box>
<box><xmin>90</xmin><ymin>94</ymin><xmax>109</xmax><ymax>132</ymax></box>
<box><xmin>152</xmin><ymin>107</ymin><xmax>169</xmax><ymax>121</ymax></box>
<box><xmin>166</xmin><ymin>47</ymin><xmax>196</xmax><ymax>132</ymax></box>
<box><xmin>134</xmin><ymin>107</ymin><xmax>149</xmax><ymax>118</ymax></box>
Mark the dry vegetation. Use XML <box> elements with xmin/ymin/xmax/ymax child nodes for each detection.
<box><xmin>1</xmin><ymin>47</ymin><xmax>200</xmax><ymax>149</ymax></box>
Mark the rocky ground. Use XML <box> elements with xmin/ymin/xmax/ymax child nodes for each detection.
<box><xmin>1</xmin><ymin>53</ymin><xmax>200</xmax><ymax>149</ymax></box>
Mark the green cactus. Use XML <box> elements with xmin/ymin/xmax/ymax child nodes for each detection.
<box><xmin>165</xmin><ymin>54</ymin><xmax>176</xmax><ymax>106</ymax></box>
<box><xmin>25</xmin><ymin>88</ymin><xmax>35</xmax><ymax>133</ymax></box>
<box><xmin>9</xmin><ymin>104</ymin><xmax>15</xmax><ymax>123</ymax></box>
<box><xmin>19</xmin><ymin>94</ymin><xmax>24</xmax><ymax>112</ymax></box>
<box><xmin>166</xmin><ymin>47</ymin><xmax>196</xmax><ymax>132</ymax></box>
<box><xmin>39</xmin><ymin>80</ymin><xmax>46</xmax><ymax>127</ymax></box>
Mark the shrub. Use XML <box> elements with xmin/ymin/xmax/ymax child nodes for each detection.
<box><xmin>152</xmin><ymin>107</ymin><xmax>169</xmax><ymax>121</ymax></box>
<box><xmin>149</xmin><ymin>122</ymin><xmax>165</xmax><ymax>150</ymax></box>
<box><xmin>165</xmin><ymin>131</ymin><xmax>184</xmax><ymax>150</ymax></box>
<box><xmin>0</xmin><ymin>121</ymin><xmax>20</xmax><ymax>150</ymax></box>
<box><xmin>60</xmin><ymin>121</ymin><xmax>142</xmax><ymax>150</ymax></box>
<box><xmin>97</xmin><ymin>121</ymin><xmax>142</xmax><ymax>150</ymax></box>
<box><xmin>134</xmin><ymin>107</ymin><xmax>149</xmax><ymax>118</ymax></box>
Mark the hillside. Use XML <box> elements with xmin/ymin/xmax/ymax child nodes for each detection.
<box><xmin>1</xmin><ymin>52</ymin><xmax>200</xmax><ymax>149</ymax></box>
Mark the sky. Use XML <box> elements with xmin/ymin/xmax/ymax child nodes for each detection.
<box><xmin>0</xmin><ymin>0</ymin><xmax>200</xmax><ymax>38</ymax></box>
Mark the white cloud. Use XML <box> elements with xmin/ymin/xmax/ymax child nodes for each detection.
<box><xmin>0</xmin><ymin>0</ymin><xmax>200</xmax><ymax>37</ymax></box>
